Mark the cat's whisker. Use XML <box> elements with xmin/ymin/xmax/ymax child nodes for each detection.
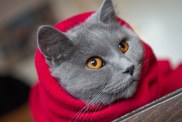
<box><xmin>70</xmin><ymin>105</ymin><xmax>88</xmax><ymax>122</ymax></box>
<box><xmin>69</xmin><ymin>80</ymin><xmax>105</xmax><ymax>122</ymax></box>
<box><xmin>83</xmin><ymin>92</ymin><xmax>107</xmax><ymax>122</ymax></box>
<box><xmin>89</xmin><ymin>104</ymin><xmax>103</xmax><ymax>122</ymax></box>
<box><xmin>71</xmin><ymin>106</ymin><xmax>90</xmax><ymax>122</ymax></box>
<box><xmin>137</xmin><ymin>58</ymin><xmax>156</xmax><ymax>79</ymax></box>
<box><xmin>89</xmin><ymin>89</ymin><xmax>116</xmax><ymax>122</ymax></box>
<box><xmin>139</xmin><ymin>58</ymin><xmax>155</xmax><ymax>65</ymax></box>
<box><xmin>71</xmin><ymin>93</ymin><xmax>103</xmax><ymax>122</ymax></box>
<box><xmin>72</xmin><ymin>101</ymin><xmax>96</xmax><ymax>122</ymax></box>
<box><xmin>89</xmin><ymin>91</ymin><xmax>114</xmax><ymax>121</ymax></box>
<box><xmin>89</xmin><ymin>92</ymin><xmax>106</xmax><ymax>122</ymax></box>
<box><xmin>70</xmin><ymin>99</ymin><xmax>96</xmax><ymax>122</ymax></box>
<box><xmin>80</xmin><ymin>93</ymin><xmax>104</xmax><ymax>121</ymax></box>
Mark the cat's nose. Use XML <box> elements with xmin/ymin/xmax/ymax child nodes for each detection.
<box><xmin>123</xmin><ymin>65</ymin><xmax>134</xmax><ymax>76</ymax></box>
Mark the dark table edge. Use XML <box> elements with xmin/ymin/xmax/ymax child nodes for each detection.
<box><xmin>112</xmin><ymin>88</ymin><xmax>182</xmax><ymax>122</ymax></box>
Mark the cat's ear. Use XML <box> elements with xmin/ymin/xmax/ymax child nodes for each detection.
<box><xmin>37</xmin><ymin>25</ymin><xmax>73</xmax><ymax>64</ymax></box>
<box><xmin>87</xmin><ymin>0</ymin><xmax>116</xmax><ymax>23</ymax></box>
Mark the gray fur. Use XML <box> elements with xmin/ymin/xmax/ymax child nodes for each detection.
<box><xmin>37</xmin><ymin>0</ymin><xmax>144</xmax><ymax>105</ymax></box>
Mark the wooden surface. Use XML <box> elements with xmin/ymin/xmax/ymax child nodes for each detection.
<box><xmin>113</xmin><ymin>88</ymin><xmax>182</xmax><ymax>122</ymax></box>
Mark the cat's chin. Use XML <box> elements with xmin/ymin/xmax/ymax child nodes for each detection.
<box><xmin>88</xmin><ymin>80</ymin><xmax>138</xmax><ymax>105</ymax></box>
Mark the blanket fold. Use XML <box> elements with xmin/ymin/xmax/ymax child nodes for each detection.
<box><xmin>30</xmin><ymin>12</ymin><xmax>182</xmax><ymax>122</ymax></box>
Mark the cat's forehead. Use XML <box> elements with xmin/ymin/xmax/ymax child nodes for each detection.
<box><xmin>67</xmin><ymin>23</ymin><xmax>121</xmax><ymax>55</ymax></box>
<box><xmin>68</xmin><ymin>22</ymin><xmax>123</xmax><ymax>44</ymax></box>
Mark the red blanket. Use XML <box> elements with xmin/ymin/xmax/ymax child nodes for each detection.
<box><xmin>30</xmin><ymin>12</ymin><xmax>182</xmax><ymax>122</ymax></box>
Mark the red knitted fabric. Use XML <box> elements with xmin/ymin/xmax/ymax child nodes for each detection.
<box><xmin>29</xmin><ymin>12</ymin><xmax>182</xmax><ymax>122</ymax></box>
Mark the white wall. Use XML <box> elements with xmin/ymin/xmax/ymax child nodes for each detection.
<box><xmin>116</xmin><ymin>0</ymin><xmax>182</xmax><ymax>66</ymax></box>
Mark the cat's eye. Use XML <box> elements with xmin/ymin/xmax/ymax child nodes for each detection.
<box><xmin>119</xmin><ymin>39</ymin><xmax>129</xmax><ymax>53</ymax></box>
<box><xmin>86</xmin><ymin>57</ymin><xmax>104</xmax><ymax>69</ymax></box>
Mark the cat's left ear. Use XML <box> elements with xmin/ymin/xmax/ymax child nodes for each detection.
<box><xmin>37</xmin><ymin>25</ymin><xmax>74</xmax><ymax>65</ymax></box>
<box><xmin>87</xmin><ymin>0</ymin><xmax>116</xmax><ymax>23</ymax></box>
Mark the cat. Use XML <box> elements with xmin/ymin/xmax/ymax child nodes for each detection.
<box><xmin>37</xmin><ymin>0</ymin><xmax>144</xmax><ymax>105</ymax></box>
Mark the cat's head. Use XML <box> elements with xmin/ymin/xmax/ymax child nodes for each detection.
<box><xmin>37</xmin><ymin>0</ymin><xmax>144</xmax><ymax>105</ymax></box>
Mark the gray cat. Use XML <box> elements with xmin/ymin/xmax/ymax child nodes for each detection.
<box><xmin>37</xmin><ymin>0</ymin><xmax>144</xmax><ymax>105</ymax></box>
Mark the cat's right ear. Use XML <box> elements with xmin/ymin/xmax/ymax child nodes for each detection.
<box><xmin>37</xmin><ymin>25</ymin><xmax>74</xmax><ymax>64</ymax></box>
<box><xmin>86</xmin><ymin>0</ymin><xmax>116</xmax><ymax>24</ymax></box>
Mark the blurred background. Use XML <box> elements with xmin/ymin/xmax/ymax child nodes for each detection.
<box><xmin>0</xmin><ymin>0</ymin><xmax>181</xmax><ymax>122</ymax></box>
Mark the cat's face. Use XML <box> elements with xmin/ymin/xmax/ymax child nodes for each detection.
<box><xmin>37</xmin><ymin>0</ymin><xmax>144</xmax><ymax>105</ymax></box>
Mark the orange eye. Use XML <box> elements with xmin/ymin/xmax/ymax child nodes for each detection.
<box><xmin>119</xmin><ymin>40</ymin><xmax>129</xmax><ymax>53</ymax></box>
<box><xmin>86</xmin><ymin>57</ymin><xmax>103</xmax><ymax>69</ymax></box>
